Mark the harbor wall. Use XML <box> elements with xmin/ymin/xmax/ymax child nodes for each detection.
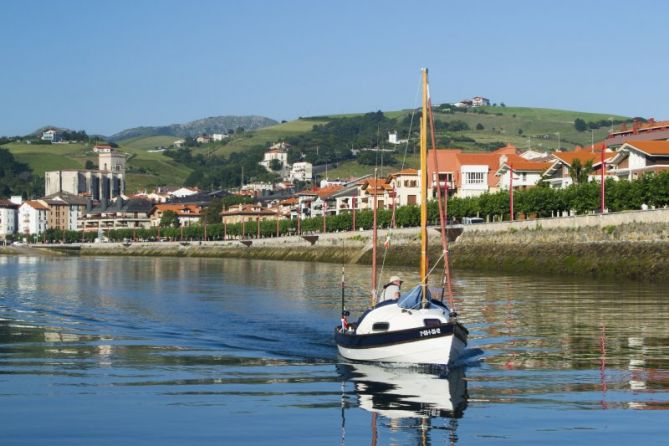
<box><xmin>4</xmin><ymin>209</ymin><xmax>669</xmax><ymax>281</ymax></box>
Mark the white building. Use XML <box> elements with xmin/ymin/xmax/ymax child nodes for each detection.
<box><xmin>388</xmin><ymin>168</ymin><xmax>421</xmax><ymax>206</ymax></box>
<box><xmin>259</xmin><ymin>146</ymin><xmax>290</xmax><ymax>178</ymax></box>
<box><xmin>388</xmin><ymin>131</ymin><xmax>409</xmax><ymax>145</ymax></box>
<box><xmin>93</xmin><ymin>144</ymin><xmax>113</xmax><ymax>153</ymax></box>
<box><xmin>496</xmin><ymin>155</ymin><xmax>552</xmax><ymax>191</ymax></box>
<box><xmin>472</xmin><ymin>96</ymin><xmax>490</xmax><ymax>107</ymax></box>
<box><xmin>212</xmin><ymin>133</ymin><xmax>228</xmax><ymax>142</ymax></box>
<box><xmin>290</xmin><ymin>161</ymin><xmax>312</xmax><ymax>182</ymax></box>
<box><xmin>41</xmin><ymin>129</ymin><xmax>61</xmax><ymax>142</ymax></box>
<box><xmin>169</xmin><ymin>187</ymin><xmax>199</xmax><ymax>198</ymax></box>
<box><xmin>0</xmin><ymin>200</ymin><xmax>19</xmax><ymax>240</ymax></box>
<box><xmin>18</xmin><ymin>201</ymin><xmax>48</xmax><ymax>236</ymax></box>
<box><xmin>196</xmin><ymin>135</ymin><xmax>211</xmax><ymax>144</ymax></box>
<box><xmin>45</xmin><ymin>150</ymin><xmax>126</xmax><ymax>201</ymax></box>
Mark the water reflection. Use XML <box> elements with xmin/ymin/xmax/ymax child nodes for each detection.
<box><xmin>338</xmin><ymin>362</ymin><xmax>467</xmax><ymax>445</ymax></box>
<box><xmin>1</xmin><ymin>255</ymin><xmax>669</xmax><ymax>444</ymax></box>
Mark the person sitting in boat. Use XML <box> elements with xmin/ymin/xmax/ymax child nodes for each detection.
<box><xmin>340</xmin><ymin>310</ymin><xmax>351</xmax><ymax>332</ymax></box>
<box><xmin>380</xmin><ymin>275</ymin><xmax>403</xmax><ymax>302</ymax></box>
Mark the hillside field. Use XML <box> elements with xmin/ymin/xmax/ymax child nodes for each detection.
<box><xmin>1</xmin><ymin>106</ymin><xmax>633</xmax><ymax>194</ymax></box>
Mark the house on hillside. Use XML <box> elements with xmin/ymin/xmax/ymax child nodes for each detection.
<box><xmin>212</xmin><ymin>133</ymin><xmax>228</xmax><ymax>142</ymax></box>
<box><xmin>607</xmin><ymin>140</ymin><xmax>669</xmax><ymax>181</ymax></box>
<box><xmin>259</xmin><ymin>144</ymin><xmax>290</xmax><ymax>178</ymax></box>
<box><xmin>93</xmin><ymin>144</ymin><xmax>113</xmax><ymax>153</ymax></box>
<box><xmin>41</xmin><ymin>129</ymin><xmax>62</xmax><ymax>142</ymax></box>
<box><xmin>472</xmin><ymin>96</ymin><xmax>490</xmax><ymax>107</ymax></box>
<box><xmin>290</xmin><ymin>162</ymin><xmax>312</xmax><ymax>182</ymax></box>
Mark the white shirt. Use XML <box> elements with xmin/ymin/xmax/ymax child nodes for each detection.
<box><xmin>381</xmin><ymin>283</ymin><xmax>400</xmax><ymax>302</ymax></box>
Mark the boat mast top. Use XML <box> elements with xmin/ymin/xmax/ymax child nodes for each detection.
<box><xmin>420</xmin><ymin>68</ymin><xmax>429</xmax><ymax>306</ymax></box>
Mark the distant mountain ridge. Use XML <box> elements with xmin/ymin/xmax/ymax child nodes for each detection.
<box><xmin>108</xmin><ymin>115</ymin><xmax>278</xmax><ymax>141</ymax></box>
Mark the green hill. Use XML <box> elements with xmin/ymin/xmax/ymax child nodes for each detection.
<box><xmin>0</xmin><ymin>106</ymin><xmax>634</xmax><ymax>196</ymax></box>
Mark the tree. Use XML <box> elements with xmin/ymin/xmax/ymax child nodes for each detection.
<box><xmin>160</xmin><ymin>210</ymin><xmax>180</xmax><ymax>228</ymax></box>
<box><xmin>269</xmin><ymin>159</ymin><xmax>283</xmax><ymax>171</ymax></box>
<box><xmin>476</xmin><ymin>123</ymin><xmax>485</xmax><ymax>130</ymax></box>
<box><xmin>85</xmin><ymin>160</ymin><xmax>96</xmax><ymax>169</ymax></box>
<box><xmin>567</xmin><ymin>159</ymin><xmax>594</xmax><ymax>185</ymax></box>
<box><xmin>574</xmin><ymin>118</ymin><xmax>587</xmax><ymax>132</ymax></box>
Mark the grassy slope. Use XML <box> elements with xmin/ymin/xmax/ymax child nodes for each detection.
<box><xmin>1</xmin><ymin>106</ymin><xmax>633</xmax><ymax>192</ymax></box>
<box><xmin>3</xmin><ymin>140</ymin><xmax>193</xmax><ymax>192</ymax></box>
<box><xmin>119</xmin><ymin>135</ymin><xmax>181</xmax><ymax>150</ymax></box>
<box><xmin>208</xmin><ymin>119</ymin><xmax>329</xmax><ymax>157</ymax></box>
<box><xmin>437</xmin><ymin>106</ymin><xmax>629</xmax><ymax>151</ymax></box>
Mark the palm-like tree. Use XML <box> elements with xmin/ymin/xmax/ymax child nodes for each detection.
<box><xmin>567</xmin><ymin>159</ymin><xmax>594</xmax><ymax>185</ymax></box>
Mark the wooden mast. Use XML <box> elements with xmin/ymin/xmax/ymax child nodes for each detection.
<box><xmin>371</xmin><ymin>167</ymin><xmax>379</xmax><ymax>306</ymax></box>
<box><xmin>420</xmin><ymin>68</ymin><xmax>429</xmax><ymax>307</ymax></box>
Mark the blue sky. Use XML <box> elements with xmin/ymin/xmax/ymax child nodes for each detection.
<box><xmin>2</xmin><ymin>0</ymin><xmax>668</xmax><ymax>136</ymax></box>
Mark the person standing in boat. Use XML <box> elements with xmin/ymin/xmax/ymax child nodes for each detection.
<box><xmin>380</xmin><ymin>275</ymin><xmax>403</xmax><ymax>302</ymax></box>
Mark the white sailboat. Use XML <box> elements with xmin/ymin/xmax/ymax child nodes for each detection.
<box><xmin>335</xmin><ymin>68</ymin><xmax>468</xmax><ymax>365</ymax></box>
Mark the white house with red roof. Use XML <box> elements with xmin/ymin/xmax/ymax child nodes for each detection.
<box><xmin>496</xmin><ymin>154</ymin><xmax>553</xmax><ymax>191</ymax></box>
<box><xmin>388</xmin><ymin>168</ymin><xmax>420</xmax><ymax>206</ymax></box>
<box><xmin>542</xmin><ymin>147</ymin><xmax>613</xmax><ymax>188</ymax></box>
<box><xmin>18</xmin><ymin>200</ymin><xmax>48</xmax><ymax>235</ymax></box>
<box><xmin>427</xmin><ymin>145</ymin><xmax>521</xmax><ymax>198</ymax></box>
<box><xmin>607</xmin><ymin>140</ymin><xmax>669</xmax><ymax>181</ymax></box>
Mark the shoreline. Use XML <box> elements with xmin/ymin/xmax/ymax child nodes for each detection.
<box><xmin>4</xmin><ymin>209</ymin><xmax>669</xmax><ymax>281</ymax></box>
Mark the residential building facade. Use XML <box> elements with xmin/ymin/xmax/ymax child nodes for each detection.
<box><xmin>0</xmin><ymin>200</ymin><xmax>18</xmax><ymax>240</ymax></box>
<box><xmin>18</xmin><ymin>201</ymin><xmax>48</xmax><ymax>235</ymax></box>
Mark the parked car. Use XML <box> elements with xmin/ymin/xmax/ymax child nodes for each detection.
<box><xmin>462</xmin><ymin>217</ymin><xmax>484</xmax><ymax>225</ymax></box>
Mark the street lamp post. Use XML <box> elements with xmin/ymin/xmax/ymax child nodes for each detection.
<box><xmin>509</xmin><ymin>164</ymin><xmax>515</xmax><ymax>222</ymax></box>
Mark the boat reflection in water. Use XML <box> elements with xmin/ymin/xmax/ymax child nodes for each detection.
<box><xmin>338</xmin><ymin>362</ymin><xmax>468</xmax><ymax>445</ymax></box>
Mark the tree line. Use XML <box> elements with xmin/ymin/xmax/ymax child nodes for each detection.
<box><xmin>15</xmin><ymin>171</ymin><xmax>669</xmax><ymax>244</ymax></box>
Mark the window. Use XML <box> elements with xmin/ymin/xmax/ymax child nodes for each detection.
<box><xmin>464</xmin><ymin>172</ymin><xmax>485</xmax><ymax>184</ymax></box>
<box><xmin>372</xmin><ymin>322</ymin><xmax>389</xmax><ymax>331</ymax></box>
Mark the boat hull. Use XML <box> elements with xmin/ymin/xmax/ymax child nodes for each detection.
<box><xmin>335</xmin><ymin>323</ymin><xmax>467</xmax><ymax>365</ymax></box>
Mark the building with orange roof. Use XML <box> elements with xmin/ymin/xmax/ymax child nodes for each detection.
<box><xmin>388</xmin><ymin>168</ymin><xmax>420</xmax><ymax>206</ymax></box>
<box><xmin>496</xmin><ymin>154</ymin><xmax>553</xmax><ymax>191</ymax></box>
<box><xmin>605</xmin><ymin>118</ymin><xmax>669</xmax><ymax>147</ymax></box>
<box><xmin>608</xmin><ymin>140</ymin><xmax>669</xmax><ymax>181</ymax></box>
<box><xmin>358</xmin><ymin>178</ymin><xmax>393</xmax><ymax>210</ymax></box>
<box><xmin>427</xmin><ymin>148</ymin><xmax>505</xmax><ymax>198</ymax></box>
<box><xmin>148</xmin><ymin>203</ymin><xmax>202</xmax><ymax>227</ymax></box>
<box><xmin>310</xmin><ymin>185</ymin><xmax>345</xmax><ymax>217</ymax></box>
<box><xmin>542</xmin><ymin>148</ymin><xmax>613</xmax><ymax>188</ymax></box>
<box><xmin>18</xmin><ymin>200</ymin><xmax>49</xmax><ymax>235</ymax></box>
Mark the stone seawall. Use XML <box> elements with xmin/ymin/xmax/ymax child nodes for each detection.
<box><xmin>5</xmin><ymin>209</ymin><xmax>669</xmax><ymax>281</ymax></box>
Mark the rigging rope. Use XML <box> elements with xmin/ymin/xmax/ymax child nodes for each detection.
<box><xmin>376</xmin><ymin>77</ymin><xmax>421</xmax><ymax>297</ymax></box>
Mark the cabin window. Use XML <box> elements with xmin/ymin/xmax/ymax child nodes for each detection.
<box><xmin>423</xmin><ymin>319</ymin><xmax>441</xmax><ymax>327</ymax></box>
<box><xmin>372</xmin><ymin>322</ymin><xmax>389</xmax><ymax>331</ymax></box>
